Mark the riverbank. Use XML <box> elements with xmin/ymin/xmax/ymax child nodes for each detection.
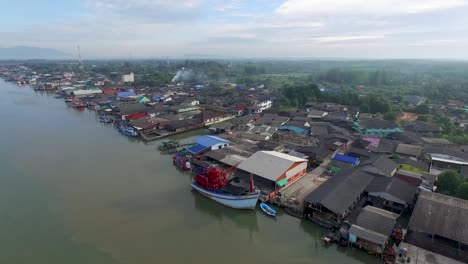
<box><xmin>0</xmin><ymin>79</ymin><xmax>379</xmax><ymax>264</ymax></box>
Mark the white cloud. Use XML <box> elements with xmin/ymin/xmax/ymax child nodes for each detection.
<box><xmin>309</xmin><ymin>35</ymin><xmax>385</xmax><ymax>43</ymax></box>
<box><xmin>276</xmin><ymin>0</ymin><xmax>468</xmax><ymax>16</ymax></box>
<box><xmin>85</xmin><ymin>0</ymin><xmax>204</xmax><ymax>22</ymax></box>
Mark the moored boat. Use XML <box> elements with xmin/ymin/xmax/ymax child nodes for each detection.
<box><xmin>99</xmin><ymin>116</ymin><xmax>112</xmax><ymax>123</ymax></box>
<box><xmin>192</xmin><ymin>167</ymin><xmax>260</xmax><ymax>209</ymax></box>
<box><xmin>259</xmin><ymin>202</ymin><xmax>277</xmax><ymax>217</ymax></box>
<box><xmin>191</xmin><ymin>181</ymin><xmax>260</xmax><ymax>209</ymax></box>
<box><xmin>118</xmin><ymin>126</ymin><xmax>139</xmax><ymax>137</ymax></box>
<box><xmin>72</xmin><ymin>98</ymin><xmax>85</xmax><ymax>108</ymax></box>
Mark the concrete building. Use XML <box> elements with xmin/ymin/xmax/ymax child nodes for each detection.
<box><xmin>121</xmin><ymin>72</ymin><xmax>134</xmax><ymax>83</ymax></box>
<box><xmin>238</xmin><ymin>151</ymin><xmax>308</xmax><ymax>201</ymax></box>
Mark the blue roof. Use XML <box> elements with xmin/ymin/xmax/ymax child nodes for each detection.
<box><xmin>187</xmin><ymin>144</ymin><xmax>209</xmax><ymax>155</ymax></box>
<box><xmin>333</xmin><ymin>153</ymin><xmax>360</xmax><ymax>165</ymax></box>
<box><xmin>278</xmin><ymin>126</ymin><xmax>310</xmax><ymax>135</ymax></box>
<box><xmin>193</xmin><ymin>135</ymin><xmax>229</xmax><ymax>147</ymax></box>
<box><xmin>117</xmin><ymin>91</ymin><xmax>136</xmax><ymax>98</ymax></box>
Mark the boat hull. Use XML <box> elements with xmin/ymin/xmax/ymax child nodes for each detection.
<box><xmin>191</xmin><ymin>182</ymin><xmax>259</xmax><ymax>210</ymax></box>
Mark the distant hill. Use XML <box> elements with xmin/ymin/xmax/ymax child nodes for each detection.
<box><xmin>0</xmin><ymin>46</ymin><xmax>72</xmax><ymax>60</ymax></box>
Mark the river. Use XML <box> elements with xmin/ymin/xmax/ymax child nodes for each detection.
<box><xmin>0</xmin><ymin>79</ymin><xmax>378</xmax><ymax>264</ymax></box>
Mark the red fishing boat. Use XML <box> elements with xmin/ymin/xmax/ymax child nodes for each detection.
<box><xmin>191</xmin><ymin>166</ymin><xmax>260</xmax><ymax>209</ymax></box>
<box><xmin>72</xmin><ymin>98</ymin><xmax>85</xmax><ymax>108</ymax></box>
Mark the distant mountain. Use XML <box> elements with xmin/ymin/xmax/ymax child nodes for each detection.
<box><xmin>0</xmin><ymin>46</ymin><xmax>72</xmax><ymax>60</ymax></box>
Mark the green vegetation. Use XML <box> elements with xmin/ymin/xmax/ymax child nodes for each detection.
<box><xmin>436</xmin><ymin>170</ymin><xmax>468</xmax><ymax>199</ymax></box>
<box><xmin>399</xmin><ymin>164</ymin><xmax>425</xmax><ymax>174</ymax></box>
<box><xmin>456</xmin><ymin>182</ymin><xmax>468</xmax><ymax>200</ymax></box>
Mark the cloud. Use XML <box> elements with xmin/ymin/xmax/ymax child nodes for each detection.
<box><xmin>85</xmin><ymin>0</ymin><xmax>204</xmax><ymax>22</ymax></box>
<box><xmin>276</xmin><ymin>0</ymin><xmax>468</xmax><ymax>17</ymax></box>
<box><xmin>309</xmin><ymin>35</ymin><xmax>386</xmax><ymax>43</ymax></box>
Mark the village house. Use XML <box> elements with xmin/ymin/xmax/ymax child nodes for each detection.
<box><xmin>402</xmin><ymin>121</ymin><xmax>442</xmax><ymax>135</ymax></box>
<box><xmin>353</xmin><ymin>118</ymin><xmax>402</xmax><ymax>137</ymax></box>
<box><xmin>304</xmin><ymin>169</ymin><xmax>375</xmax><ymax>228</ymax></box>
<box><xmin>406</xmin><ymin>192</ymin><xmax>468</xmax><ymax>263</ymax></box>
<box><xmin>348</xmin><ymin>206</ymin><xmax>399</xmax><ymax>254</ymax></box>
<box><xmin>237</xmin><ymin>151</ymin><xmax>308</xmax><ymax>201</ymax></box>
<box><xmin>365</xmin><ymin>176</ymin><xmax>417</xmax><ymax>213</ymax></box>
<box><xmin>187</xmin><ymin>135</ymin><xmax>230</xmax><ymax>155</ymax></box>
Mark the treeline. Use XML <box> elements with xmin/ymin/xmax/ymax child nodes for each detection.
<box><xmin>281</xmin><ymin>82</ymin><xmax>394</xmax><ymax>115</ymax></box>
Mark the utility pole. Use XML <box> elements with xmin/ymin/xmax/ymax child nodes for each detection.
<box><xmin>77</xmin><ymin>44</ymin><xmax>83</xmax><ymax>70</ymax></box>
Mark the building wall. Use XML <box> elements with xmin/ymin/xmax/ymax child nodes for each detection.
<box><xmin>122</xmin><ymin>73</ymin><xmax>134</xmax><ymax>83</ymax></box>
<box><xmin>209</xmin><ymin>142</ymin><xmax>229</xmax><ymax>150</ymax></box>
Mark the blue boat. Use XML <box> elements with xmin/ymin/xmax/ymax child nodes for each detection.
<box><xmin>119</xmin><ymin>126</ymin><xmax>139</xmax><ymax>137</ymax></box>
<box><xmin>260</xmin><ymin>202</ymin><xmax>277</xmax><ymax>217</ymax></box>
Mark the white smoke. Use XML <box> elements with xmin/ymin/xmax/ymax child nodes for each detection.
<box><xmin>171</xmin><ymin>67</ymin><xmax>194</xmax><ymax>83</ymax></box>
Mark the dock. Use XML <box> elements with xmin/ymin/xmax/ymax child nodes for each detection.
<box><xmin>397</xmin><ymin>242</ymin><xmax>465</xmax><ymax>264</ymax></box>
<box><xmin>276</xmin><ymin>159</ymin><xmax>330</xmax><ymax>217</ymax></box>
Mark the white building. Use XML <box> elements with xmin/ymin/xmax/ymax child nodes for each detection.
<box><xmin>71</xmin><ymin>89</ymin><xmax>103</xmax><ymax>96</ymax></box>
<box><xmin>121</xmin><ymin>73</ymin><xmax>134</xmax><ymax>83</ymax></box>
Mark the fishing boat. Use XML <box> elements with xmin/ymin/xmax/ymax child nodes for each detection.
<box><xmin>259</xmin><ymin>202</ymin><xmax>277</xmax><ymax>217</ymax></box>
<box><xmin>64</xmin><ymin>96</ymin><xmax>73</xmax><ymax>102</ymax></box>
<box><xmin>158</xmin><ymin>140</ymin><xmax>179</xmax><ymax>151</ymax></box>
<box><xmin>118</xmin><ymin>126</ymin><xmax>139</xmax><ymax>137</ymax></box>
<box><xmin>72</xmin><ymin>99</ymin><xmax>85</xmax><ymax>108</ymax></box>
<box><xmin>173</xmin><ymin>150</ymin><xmax>191</xmax><ymax>170</ymax></box>
<box><xmin>191</xmin><ymin>167</ymin><xmax>260</xmax><ymax>209</ymax></box>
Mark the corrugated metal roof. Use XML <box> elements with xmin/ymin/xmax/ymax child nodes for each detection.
<box><xmin>349</xmin><ymin>225</ymin><xmax>389</xmax><ymax>246</ymax></box>
<box><xmin>409</xmin><ymin>192</ymin><xmax>468</xmax><ymax>245</ymax></box>
<box><xmin>187</xmin><ymin>144</ymin><xmax>209</xmax><ymax>155</ymax></box>
<box><xmin>304</xmin><ymin>169</ymin><xmax>374</xmax><ymax>215</ymax></box>
<box><xmin>238</xmin><ymin>151</ymin><xmax>307</xmax><ymax>182</ymax></box>
<box><xmin>193</xmin><ymin>135</ymin><xmax>229</xmax><ymax>147</ymax></box>
<box><xmin>355</xmin><ymin>206</ymin><xmax>398</xmax><ymax>236</ymax></box>
<box><xmin>366</xmin><ymin>176</ymin><xmax>417</xmax><ymax>204</ymax></box>
<box><xmin>395</xmin><ymin>143</ymin><xmax>423</xmax><ymax>157</ymax></box>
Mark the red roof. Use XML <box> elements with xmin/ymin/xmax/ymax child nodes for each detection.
<box><xmin>103</xmin><ymin>89</ymin><xmax>119</xmax><ymax>95</ymax></box>
<box><xmin>235</xmin><ymin>105</ymin><xmax>248</xmax><ymax>111</ymax></box>
<box><xmin>125</xmin><ymin>112</ymin><xmax>147</xmax><ymax>120</ymax></box>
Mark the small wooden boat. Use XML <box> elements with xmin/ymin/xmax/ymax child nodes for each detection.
<box><xmin>322</xmin><ymin>236</ymin><xmax>333</xmax><ymax>245</ymax></box>
<box><xmin>259</xmin><ymin>202</ymin><xmax>277</xmax><ymax>217</ymax></box>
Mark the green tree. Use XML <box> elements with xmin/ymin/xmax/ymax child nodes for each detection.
<box><xmin>436</xmin><ymin>170</ymin><xmax>463</xmax><ymax>195</ymax></box>
<box><xmin>416</xmin><ymin>115</ymin><xmax>429</xmax><ymax>122</ymax></box>
<box><xmin>456</xmin><ymin>182</ymin><xmax>468</xmax><ymax>200</ymax></box>
<box><xmin>384</xmin><ymin>111</ymin><xmax>398</xmax><ymax>121</ymax></box>
<box><xmin>413</xmin><ymin>104</ymin><xmax>430</xmax><ymax>114</ymax></box>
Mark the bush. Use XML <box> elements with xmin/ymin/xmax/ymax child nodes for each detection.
<box><xmin>456</xmin><ymin>182</ymin><xmax>468</xmax><ymax>200</ymax></box>
<box><xmin>436</xmin><ymin>170</ymin><xmax>463</xmax><ymax>195</ymax></box>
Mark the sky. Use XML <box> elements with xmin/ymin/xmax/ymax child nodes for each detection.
<box><xmin>2</xmin><ymin>0</ymin><xmax>468</xmax><ymax>59</ymax></box>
